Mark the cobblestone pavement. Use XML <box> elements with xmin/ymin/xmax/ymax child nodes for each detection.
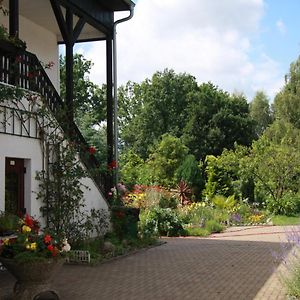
<box><xmin>0</xmin><ymin>226</ymin><xmax>296</xmax><ymax>300</ymax></box>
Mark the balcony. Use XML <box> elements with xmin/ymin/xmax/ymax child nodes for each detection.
<box><xmin>0</xmin><ymin>39</ymin><xmax>106</xmax><ymax>195</ymax></box>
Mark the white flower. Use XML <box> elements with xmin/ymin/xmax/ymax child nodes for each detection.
<box><xmin>62</xmin><ymin>238</ymin><xmax>71</xmax><ymax>252</ymax></box>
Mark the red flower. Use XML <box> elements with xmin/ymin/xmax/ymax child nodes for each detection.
<box><xmin>88</xmin><ymin>146</ymin><xmax>96</xmax><ymax>155</ymax></box>
<box><xmin>44</xmin><ymin>235</ymin><xmax>52</xmax><ymax>244</ymax></box>
<box><xmin>51</xmin><ymin>247</ymin><xmax>59</xmax><ymax>257</ymax></box>
<box><xmin>115</xmin><ymin>211</ymin><xmax>125</xmax><ymax>218</ymax></box>
<box><xmin>47</xmin><ymin>244</ymin><xmax>54</xmax><ymax>252</ymax></box>
<box><xmin>108</xmin><ymin>160</ymin><xmax>117</xmax><ymax>170</ymax></box>
<box><xmin>24</xmin><ymin>214</ymin><xmax>33</xmax><ymax>228</ymax></box>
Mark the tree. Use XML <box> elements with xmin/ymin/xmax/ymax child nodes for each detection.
<box><xmin>60</xmin><ymin>54</ymin><xmax>107</xmax><ymax>163</ymax></box>
<box><xmin>119</xmin><ymin>149</ymin><xmax>145</xmax><ymax>188</ymax></box>
<box><xmin>118</xmin><ymin>69</ymin><xmax>199</xmax><ymax>158</ymax></box>
<box><xmin>183</xmin><ymin>83</ymin><xmax>255</xmax><ymax>161</ymax></box>
<box><xmin>273</xmin><ymin>56</ymin><xmax>300</xmax><ymax>128</ymax></box>
<box><xmin>250</xmin><ymin>91</ymin><xmax>273</xmax><ymax>137</ymax></box>
<box><xmin>248</xmin><ymin>120</ymin><xmax>300</xmax><ymax>202</ymax></box>
<box><xmin>176</xmin><ymin>154</ymin><xmax>204</xmax><ymax>197</ymax></box>
<box><xmin>145</xmin><ymin>134</ymin><xmax>189</xmax><ymax>187</ymax></box>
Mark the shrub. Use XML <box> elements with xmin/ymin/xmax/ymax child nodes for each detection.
<box><xmin>159</xmin><ymin>195</ymin><xmax>178</xmax><ymax>209</ymax></box>
<box><xmin>185</xmin><ymin>226</ymin><xmax>210</xmax><ymax>237</ymax></box>
<box><xmin>139</xmin><ymin>207</ymin><xmax>186</xmax><ymax>237</ymax></box>
<box><xmin>266</xmin><ymin>193</ymin><xmax>300</xmax><ymax>216</ymax></box>
<box><xmin>205</xmin><ymin>219</ymin><xmax>223</xmax><ymax>233</ymax></box>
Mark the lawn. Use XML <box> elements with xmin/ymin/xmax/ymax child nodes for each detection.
<box><xmin>272</xmin><ymin>215</ymin><xmax>300</xmax><ymax>226</ymax></box>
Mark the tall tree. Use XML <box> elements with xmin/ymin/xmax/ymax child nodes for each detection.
<box><xmin>273</xmin><ymin>56</ymin><xmax>300</xmax><ymax>128</ymax></box>
<box><xmin>250</xmin><ymin>91</ymin><xmax>273</xmax><ymax>137</ymax></box>
<box><xmin>118</xmin><ymin>69</ymin><xmax>199</xmax><ymax>158</ymax></box>
<box><xmin>183</xmin><ymin>83</ymin><xmax>255</xmax><ymax>160</ymax></box>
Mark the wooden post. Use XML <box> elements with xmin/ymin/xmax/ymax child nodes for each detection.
<box><xmin>106</xmin><ymin>36</ymin><xmax>114</xmax><ymax>195</ymax></box>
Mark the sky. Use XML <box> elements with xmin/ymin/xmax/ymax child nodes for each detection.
<box><xmin>75</xmin><ymin>0</ymin><xmax>300</xmax><ymax>101</ymax></box>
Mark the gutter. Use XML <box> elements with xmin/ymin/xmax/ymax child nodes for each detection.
<box><xmin>113</xmin><ymin>6</ymin><xmax>134</xmax><ymax>185</ymax></box>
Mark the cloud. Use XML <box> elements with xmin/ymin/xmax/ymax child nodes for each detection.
<box><xmin>276</xmin><ymin>19</ymin><xmax>287</xmax><ymax>35</ymax></box>
<box><xmin>80</xmin><ymin>0</ymin><xmax>284</xmax><ymax>101</ymax></box>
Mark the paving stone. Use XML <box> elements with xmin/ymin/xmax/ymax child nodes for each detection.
<box><xmin>0</xmin><ymin>226</ymin><xmax>295</xmax><ymax>299</ymax></box>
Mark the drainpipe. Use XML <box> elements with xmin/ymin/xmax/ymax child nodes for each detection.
<box><xmin>113</xmin><ymin>7</ymin><xmax>134</xmax><ymax>186</ymax></box>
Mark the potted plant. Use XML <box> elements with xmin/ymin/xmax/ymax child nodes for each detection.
<box><xmin>0</xmin><ymin>214</ymin><xmax>71</xmax><ymax>300</ymax></box>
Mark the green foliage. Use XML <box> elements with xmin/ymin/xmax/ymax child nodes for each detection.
<box><xmin>249</xmin><ymin>121</ymin><xmax>300</xmax><ymax>202</ymax></box>
<box><xmin>176</xmin><ymin>154</ymin><xmax>204</xmax><ymax>196</ymax></box>
<box><xmin>60</xmin><ymin>54</ymin><xmax>107</xmax><ymax>164</ymax></box>
<box><xmin>119</xmin><ymin>69</ymin><xmax>199</xmax><ymax>159</ymax></box>
<box><xmin>183</xmin><ymin>84</ymin><xmax>255</xmax><ymax>160</ymax></box>
<box><xmin>271</xmin><ymin>215</ymin><xmax>300</xmax><ymax>226</ymax></box>
<box><xmin>266</xmin><ymin>193</ymin><xmax>300</xmax><ymax>216</ymax></box>
<box><xmin>250</xmin><ymin>91</ymin><xmax>273</xmax><ymax>137</ymax></box>
<box><xmin>111</xmin><ymin>207</ymin><xmax>140</xmax><ymax>240</ymax></box>
<box><xmin>159</xmin><ymin>195</ymin><xmax>178</xmax><ymax>209</ymax></box>
<box><xmin>139</xmin><ymin>207</ymin><xmax>186</xmax><ymax>237</ymax></box>
<box><xmin>274</xmin><ymin>56</ymin><xmax>300</xmax><ymax>129</ymax></box>
<box><xmin>36</xmin><ymin>142</ymin><xmax>88</xmax><ymax>243</ymax></box>
<box><xmin>0</xmin><ymin>211</ymin><xmax>19</xmax><ymax>234</ymax></box>
<box><xmin>185</xmin><ymin>227</ymin><xmax>210</xmax><ymax>237</ymax></box>
<box><xmin>203</xmin><ymin>155</ymin><xmax>235</xmax><ymax>199</ymax></box>
<box><xmin>205</xmin><ymin>219</ymin><xmax>224</xmax><ymax>233</ymax></box>
<box><xmin>212</xmin><ymin>195</ymin><xmax>236</xmax><ymax>212</ymax></box>
<box><xmin>146</xmin><ymin>134</ymin><xmax>189</xmax><ymax>187</ymax></box>
<box><xmin>286</xmin><ymin>264</ymin><xmax>300</xmax><ymax>299</ymax></box>
<box><xmin>119</xmin><ymin>150</ymin><xmax>145</xmax><ymax>188</ymax></box>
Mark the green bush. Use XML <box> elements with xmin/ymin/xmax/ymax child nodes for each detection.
<box><xmin>185</xmin><ymin>226</ymin><xmax>210</xmax><ymax>237</ymax></box>
<box><xmin>139</xmin><ymin>207</ymin><xmax>186</xmax><ymax>237</ymax></box>
<box><xmin>159</xmin><ymin>195</ymin><xmax>178</xmax><ymax>209</ymax></box>
<box><xmin>205</xmin><ymin>219</ymin><xmax>223</xmax><ymax>233</ymax></box>
<box><xmin>266</xmin><ymin>193</ymin><xmax>300</xmax><ymax>216</ymax></box>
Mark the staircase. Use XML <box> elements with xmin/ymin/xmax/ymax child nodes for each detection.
<box><xmin>0</xmin><ymin>39</ymin><xmax>106</xmax><ymax>195</ymax></box>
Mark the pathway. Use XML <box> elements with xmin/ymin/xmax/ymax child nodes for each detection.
<box><xmin>0</xmin><ymin>226</ymin><xmax>296</xmax><ymax>299</ymax></box>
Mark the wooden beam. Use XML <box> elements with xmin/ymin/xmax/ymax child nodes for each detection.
<box><xmin>73</xmin><ymin>17</ymin><xmax>86</xmax><ymax>43</ymax></box>
<box><xmin>9</xmin><ymin>0</ymin><xmax>19</xmax><ymax>37</ymax></box>
<box><xmin>50</xmin><ymin>0</ymin><xmax>69</xmax><ymax>43</ymax></box>
<box><xmin>106</xmin><ymin>37</ymin><xmax>114</xmax><ymax>194</ymax></box>
<box><xmin>65</xmin><ymin>7</ymin><xmax>74</xmax><ymax>126</ymax></box>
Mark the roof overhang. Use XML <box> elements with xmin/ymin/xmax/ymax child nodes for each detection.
<box><xmin>2</xmin><ymin>0</ymin><xmax>135</xmax><ymax>43</ymax></box>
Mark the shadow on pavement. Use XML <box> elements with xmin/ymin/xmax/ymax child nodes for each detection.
<box><xmin>0</xmin><ymin>238</ymin><xmax>291</xmax><ymax>300</ymax></box>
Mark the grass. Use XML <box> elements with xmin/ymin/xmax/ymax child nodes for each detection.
<box><xmin>271</xmin><ymin>215</ymin><xmax>300</xmax><ymax>226</ymax></box>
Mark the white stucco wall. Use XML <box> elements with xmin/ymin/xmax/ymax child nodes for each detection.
<box><xmin>0</xmin><ymin>133</ymin><xmax>109</xmax><ymax>222</ymax></box>
<box><xmin>0</xmin><ymin>12</ymin><xmax>60</xmax><ymax>92</ymax></box>
<box><xmin>0</xmin><ymin>134</ymin><xmax>43</xmax><ymax>217</ymax></box>
<box><xmin>0</xmin><ymin>93</ymin><xmax>109</xmax><ymax>225</ymax></box>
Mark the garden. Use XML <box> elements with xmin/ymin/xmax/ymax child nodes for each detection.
<box><xmin>1</xmin><ymin>9</ymin><xmax>300</xmax><ymax>295</ymax></box>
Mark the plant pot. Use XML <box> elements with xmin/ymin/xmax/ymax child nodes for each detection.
<box><xmin>0</xmin><ymin>257</ymin><xmax>64</xmax><ymax>300</ymax></box>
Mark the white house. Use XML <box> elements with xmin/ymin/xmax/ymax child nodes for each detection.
<box><xmin>0</xmin><ymin>0</ymin><xmax>134</xmax><ymax>223</ymax></box>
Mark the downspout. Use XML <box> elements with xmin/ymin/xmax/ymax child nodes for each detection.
<box><xmin>113</xmin><ymin>6</ymin><xmax>134</xmax><ymax>185</ymax></box>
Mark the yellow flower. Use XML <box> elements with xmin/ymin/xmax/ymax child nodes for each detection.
<box><xmin>26</xmin><ymin>242</ymin><xmax>37</xmax><ymax>251</ymax></box>
<box><xmin>3</xmin><ymin>238</ymin><xmax>10</xmax><ymax>245</ymax></box>
<box><xmin>22</xmin><ymin>225</ymin><xmax>31</xmax><ymax>233</ymax></box>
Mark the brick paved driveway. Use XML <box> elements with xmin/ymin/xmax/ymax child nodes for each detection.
<box><xmin>0</xmin><ymin>226</ymin><xmax>293</xmax><ymax>299</ymax></box>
